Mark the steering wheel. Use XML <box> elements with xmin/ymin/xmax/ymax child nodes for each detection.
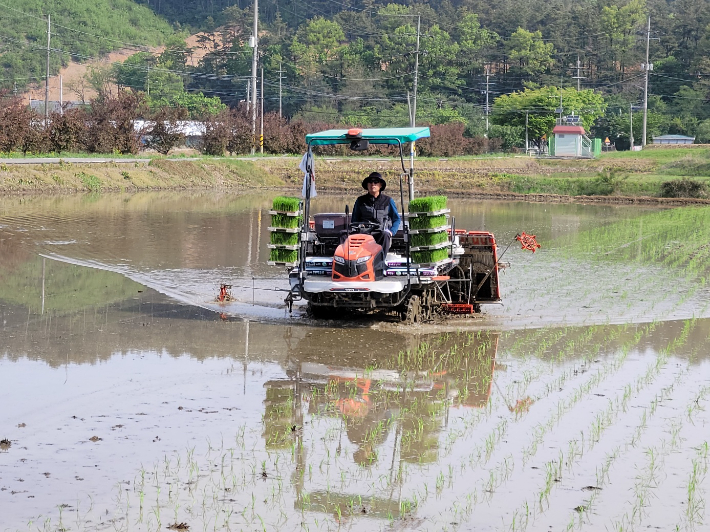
<box><xmin>349</xmin><ymin>220</ymin><xmax>381</xmax><ymax>234</ymax></box>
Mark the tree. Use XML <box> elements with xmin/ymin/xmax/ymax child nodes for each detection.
<box><xmin>600</xmin><ymin>0</ymin><xmax>646</xmax><ymax>75</ymax></box>
<box><xmin>290</xmin><ymin>18</ymin><xmax>346</xmax><ymax>104</ymax></box>
<box><xmin>492</xmin><ymin>87</ymin><xmax>606</xmax><ymax>145</ymax></box>
<box><xmin>291</xmin><ymin>18</ymin><xmax>345</xmax><ymax>71</ymax></box>
<box><xmin>695</xmin><ymin>119</ymin><xmax>710</xmax><ymax>143</ymax></box>
<box><xmin>505</xmin><ymin>28</ymin><xmax>555</xmax><ymax>77</ymax></box>
<box><xmin>114</xmin><ymin>53</ymin><xmax>155</xmax><ymax>91</ymax></box>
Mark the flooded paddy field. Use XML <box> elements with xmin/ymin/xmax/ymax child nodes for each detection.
<box><xmin>1</xmin><ymin>192</ymin><xmax>710</xmax><ymax>531</ymax></box>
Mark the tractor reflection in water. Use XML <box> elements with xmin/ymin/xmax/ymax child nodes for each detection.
<box><xmin>262</xmin><ymin>331</ymin><xmax>498</xmax><ymax>521</ymax></box>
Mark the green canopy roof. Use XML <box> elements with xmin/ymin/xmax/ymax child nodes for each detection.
<box><xmin>306</xmin><ymin>127</ymin><xmax>430</xmax><ymax>146</ymax></box>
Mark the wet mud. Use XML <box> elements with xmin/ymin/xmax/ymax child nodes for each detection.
<box><xmin>2</xmin><ymin>192</ymin><xmax>710</xmax><ymax>531</ymax></box>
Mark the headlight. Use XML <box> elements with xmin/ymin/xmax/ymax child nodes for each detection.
<box><xmin>333</xmin><ymin>256</ymin><xmax>345</xmax><ymax>264</ymax></box>
<box><xmin>356</xmin><ymin>255</ymin><xmax>371</xmax><ymax>264</ymax></box>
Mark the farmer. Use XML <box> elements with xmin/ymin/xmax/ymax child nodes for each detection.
<box><xmin>350</xmin><ymin>171</ymin><xmax>401</xmax><ymax>257</ymax></box>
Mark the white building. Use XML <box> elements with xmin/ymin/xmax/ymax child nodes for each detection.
<box><xmin>652</xmin><ymin>134</ymin><xmax>695</xmax><ymax>145</ymax></box>
<box><xmin>550</xmin><ymin>120</ymin><xmax>593</xmax><ymax>158</ymax></box>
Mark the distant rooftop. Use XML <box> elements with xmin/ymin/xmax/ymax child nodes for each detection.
<box><xmin>652</xmin><ymin>134</ymin><xmax>695</xmax><ymax>140</ymax></box>
<box><xmin>652</xmin><ymin>134</ymin><xmax>695</xmax><ymax>145</ymax></box>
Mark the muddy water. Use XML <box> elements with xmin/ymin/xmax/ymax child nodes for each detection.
<box><xmin>2</xmin><ymin>192</ymin><xmax>710</xmax><ymax>531</ymax></box>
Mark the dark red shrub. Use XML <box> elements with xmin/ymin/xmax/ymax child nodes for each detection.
<box><xmin>145</xmin><ymin>107</ymin><xmax>188</xmax><ymax>155</ymax></box>
<box><xmin>48</xmin><ymin>108</ymin><xmax>87</xmax><ymax>154</ymax></box>
<box><xmin>85</xmin><ymin>91</ymin><xmax>146</xmax><ymax>154</ymax></box>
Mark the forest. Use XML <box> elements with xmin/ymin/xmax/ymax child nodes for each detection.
<box><xmin>2</xmin><ymin>0</ymin><xmax>710</xmax><ymax>149</ymax></box>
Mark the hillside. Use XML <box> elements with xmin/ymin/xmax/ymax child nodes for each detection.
<box><xmin>3</xmin><ymin>0</ymin><xmax>710</xmax><ymax>150</ymax></box>
<box><xmin>0</xmin><ymin>0</ymin><xmax>173</xmax><ymax>93</ymax></box>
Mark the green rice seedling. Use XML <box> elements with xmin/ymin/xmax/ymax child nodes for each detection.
<box><xmin>408</xmin><ymin>195</ymin><xmax>447</xmax><ymax>213</ymax></box>
<box><xmin>269</xmin><ymin>249</ymin><xmax>298</xmax><ymax>263</ymax></box>
<box><xmin>411</xmin><ymin>230</ymin><xmax>449</xmax><ymax>248</ymax></box>
<box><xmin>271</xmin><ymin>214</ymin><xmax>301</xmax><ymax>228</ymax></box>
<box><xmin>269</xmin><ymin>232</ymin><xmax>299</xmax><ymax>246</ymax></box>
<box><xmin>412</xmin><ymin>248</ymin><xmax>449</xmax><ymax>264</ymax></box>
<box><xmin>272</xmin><ymin>196</ymin><xmax>300</xmax><ymax>212</ymax></box>
<box><xmin>409</xmin><ymin>214</ymin><xmax>447</xmax><ymax>230</ymax></box>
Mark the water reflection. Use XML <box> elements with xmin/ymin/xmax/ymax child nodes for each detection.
<box><xmin>3</xmin><ymin>276</ymin><xmax>710</xmax><ymax>529</ymax></box>
<box><xmin>262</xmin><ymin>331</ymin><xmax>497</xmax><ymax>520</ymax></box>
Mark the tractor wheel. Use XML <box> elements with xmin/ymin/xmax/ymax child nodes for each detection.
<box><xmin>404</xmin><ymin>295</ymin><xmax>422</xmax><ymax>324</ymax></box>
<box><xmin>421</xmin><ymin>290</ymin><xmax>437</xmax><ymax>322</ymax></box>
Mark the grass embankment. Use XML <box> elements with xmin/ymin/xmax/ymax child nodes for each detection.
<box><xmin>1</xmin><ymin>146</ymin><xmax>710</xmax><ymax>202</ymax></box>
<box><xmin>0</xmin><ymin>158</ymin><xmax>282</xmax><ymax>193</ymax></box>
<box><xmin>260</xmin><ymin>146</ymin><xmax>710</xmax><ymax>203</ymax></box>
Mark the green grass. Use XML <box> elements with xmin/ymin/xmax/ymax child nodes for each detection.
<box><xmin>600</xmin><ymin>147</ymin><xmax>710</xmax><ymax>162</ymax></box>
<box><xmin>78</xmin><ymin>172</ymin><xmax>101</xmax><ymax>192</ymax></box>
<box><xmin>410</xmin><ymin>214</ymin><xmax>448</xmax><ymax>230</ymax></box>
<box><xmin>269</xmin><ymin>249</ymin><xmax>299</xmax><ymax>262</ymax></box>
<box><xmin>409</xmin><ymin>195</ymin><xmax>448</xmax><ymax>213</ymax></box>
<box><xmin>658</xmin><ymin>155</ymin><xmax>710</xmax><ymax>177</ymax></box>
<box><xmin>270</xmin><ymin>232</ymin><xmax>299</xmax><ymax>246</ymax></box>
<box><xmin>272</xmin><ymin>196</ymin><xmax>301</xmax><ymax>212</ymax></box>
<box><xmin>412</xmin><ymin>248</ymin><xmax>448</xmax><ymax>264</ymax></box>
<box><xmin>505</xmin><ymin>174</ymin><xmax>666</xmax><ymax>197</ymax></box>
<box><xmin>411</xmin><ymin>231</ymin><xmax>448</xmax><ymax>248</ymax></box>
<box><xmin>271</xmin><ymin>214</ymin><xmax>301</xmax><ymax>228</ymax></box>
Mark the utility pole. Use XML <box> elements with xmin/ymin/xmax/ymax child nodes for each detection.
<box><xmin>410</xmin><ymin>15</ymin><xmax>421</xmax><ymax>128</ymax></box>
<box><xmin>525</xmin><ymin>110</ymin><xmax>529</xmax><ymax>154</ymax></box>
<box><xmin>408</xmin><ymin>14</ymin><xmax>421</xmax><ymax>202</ymax></box>
<box><xmin>572</xmin><ymin>56</ymin><xmax>585</xmax><ymax>91</ymax></box>
<box><xmin>59</xmin><ymin>75</ymin><xmax>63</xmax><ymax>115</ymax></box>
<box><xmin>246</xmin><ymin>82</ymin><xmax>250</xmax><ymax>110</ymax></box>
<box><xmin>260</xmin><ymin>67</ymin><xmax>264</xmax><ymax>154</ymax></box>
<box><xmin>485</xmin><ymin>65</ymin><xmax>490</xmax><ymax>137</ymax></box>
<box><xmin>45</xmin><ymin>14</ymin><xmax>51</xmax><ymax>126</ymax></box>
<box><xmin>630</xmin><ymin>103</ymin><xmax>634</xmax><ymax>149</ymax></box>
<box><xmin>642</xmin><ymin>16</ymin><xmax>652</xmax><ymax>147</ymax></box>
<box><xmin>250</xmin><ymin>0</ymin><xmax>259</xmax><ymax>155</ymax></box>
<box><xmin>277</xmin><ymin>61</ymin><xmax>285</xmax><ymax>118</ymax></box>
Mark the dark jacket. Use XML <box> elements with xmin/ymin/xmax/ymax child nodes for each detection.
<box><xmin>351</xmin><ymin>193</ymin><xmax>401</xmax><ymax>234</ymax></box>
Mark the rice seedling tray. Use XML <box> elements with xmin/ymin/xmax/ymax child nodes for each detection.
<box><xmin>268</xmin><ymin>210</ymin><xmax>302</xmax><ymax>216</ymax></box>
<box><xmin>410</xmin><ymin>241</ymin><xmax>451</xmax><ymax>252</ymax></box>
<box><xmin>408</xmin><ymin>195</ymin><xmax>448</xmax><ymax>213</ymax></box>
<box><xmin>405</xmin><ymin>208</ymin><xmax>451</xmax><ymax>218</ymax></box>
<box><xmin>269</xmin><ymin>248</ymin><xmax>299</xmax><ymax>264</ymax></box>
<box><xmin>267</xmin><ymin>261</ymin><xmax>299</xmax><ymax>267</ymax></box>
<box><xmin>409</xmin><ymin>225</ymin><xmax>451</xmax><ymax>234</ymax></box>
<box><xmin>411</xmin><ymin>247</ymin><xmax>449</xmax><ymax>266</ymax></box>
<box><xmin>268</xmin><ymin>226</ymin><xmax>300</xmax><ymax>233</ymax></box>
<box><xmin>267</xmin><ymin>244</ymin><xmax>300</xmax><ymax>250</ymax></box>
<box><xmin>412</xmin><ymin>258</ymin><xmax>454</xmax><ymax>269</ymax></box>
<box><xmin>271</xmin><ymin>196</ymin><xmax>301</xmax><ymax>213</ymax></box>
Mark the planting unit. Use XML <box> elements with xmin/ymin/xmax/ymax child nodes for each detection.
<box><xmin>276</xmin><ymin>127</ymin><xmax>502</xmax><ymax>322</ymax></box>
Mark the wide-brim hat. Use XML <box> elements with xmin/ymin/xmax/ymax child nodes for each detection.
<box><xmin>362</xmin><ymin>172</ymin><xmax>386</xmax><ymax>191</ymax></box>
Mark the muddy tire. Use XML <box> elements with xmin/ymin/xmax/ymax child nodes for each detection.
<box><xmin>404</xmin><ymin>295</ymin><xmax>422</xmax><ymax>324</ymax></box>
<box><xmin>421</xmin><ymin>290</ymin><xmax>438</xmax><ymax>322</ymax></box>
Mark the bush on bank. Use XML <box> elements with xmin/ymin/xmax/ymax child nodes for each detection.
<box><xmin>0</xmin><ymin>91</ymin><xmax>501</xmax><ymax>158</ymax></box>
